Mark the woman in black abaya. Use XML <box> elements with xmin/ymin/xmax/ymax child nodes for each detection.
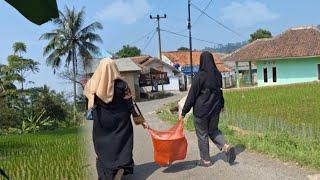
<box><xmin>180</xmin><ymin>51</ymin><xmax>236</xmax><ymax>167</ymax></box>
<box><xmin>85</xmin><ymin>59</ymin><xmax>147</xmax><ymax>180</ymax></box>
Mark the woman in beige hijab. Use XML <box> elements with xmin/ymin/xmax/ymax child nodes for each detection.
<box><xmin>85</xmin><ymin>59</ymin><xmax>145</xmax><ymax>180</ymax></box>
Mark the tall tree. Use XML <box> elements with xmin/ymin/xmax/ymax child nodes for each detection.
<box><xmin>10</xmin><ymin>42</ymin><xmax>39</xmax><ymax>91</ymax></box>
<box><xmin>40</xmin><ymin>7</ymin><xmax>103</xmax><ymax>122</ymax></box>
<box><xmin>6</xmin><ymin>43</ymin><xmax>39</xmax><ymax>115</ymax></box>
<box><xmin>249</xmin><ymin>29</ymin><xmax>272</xmax><ymax>43</ymax></box>
<box><xmin>116</xmin><ymin>45</ymin><xmax>141</xmax><ymax>58</ymax></box>
<box><xmin>0</xmin><ymin>64</ymin><xmax>18</xmax><ymax>102</ymax></box>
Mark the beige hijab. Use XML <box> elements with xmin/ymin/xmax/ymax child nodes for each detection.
<box><xmin>84</xmin><ymin>58</ymin><xmax>122</xmax><ymax>109</ymax></box>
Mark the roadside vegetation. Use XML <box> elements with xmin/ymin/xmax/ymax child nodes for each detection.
<box><xmin>0</xmin><ymin>7</ymin><xmax>102</xmax><ymax>179</ymax></box>
<box><xmin>157</xmin><ymin>82</ymin><xmax>320</xmax><ymax>169</ymax></box>
<box><xmin>0</xmin><ymin>128</ymin><xmax>88</xmax><ymax>179</ymax></box>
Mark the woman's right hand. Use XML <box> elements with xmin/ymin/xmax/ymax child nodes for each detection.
<box><xmin>179</xmin><ymin>115</ymin><xmax>184</xmax><ymax>121</ymax></box>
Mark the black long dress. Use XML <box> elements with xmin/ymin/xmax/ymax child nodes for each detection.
<box><xmin>93</xmin><ymin>79</ymin><xmax>134</xmax><ymax>179</ymax></box>
<box><xmin>181</xmin><ymin>51</ymin><xmax>227</xmax><ymax>161</ymax></box>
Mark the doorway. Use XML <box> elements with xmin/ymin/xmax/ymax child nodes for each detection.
<box><xmin>263</xmin><ymin>67</ymin><xmax>268</xmax><ymax>83</ymax></box>
<box><xmin>272</xmin><ymin>67</ymin><xmax>277</xmax><ymax>82</ymax></box>
<box><xmin>318</xmin><ymin>64</ymin><xmax>320</xmax><ymax>80</ymax></box>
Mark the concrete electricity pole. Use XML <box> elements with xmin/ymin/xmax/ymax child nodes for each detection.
<box><xmin>149</xmin><ymin>14</ymin><xmax>166</xmax><ymax>61</ymax></box>
<box><xmin>150</xmin><ymin>14</ymin><xmax>167</xmax><ymax>95</ymax></box>
<box><xmin>188</xmin><ymin>0</ymin><xmax>193</xmax><ymax>82</ymax></box>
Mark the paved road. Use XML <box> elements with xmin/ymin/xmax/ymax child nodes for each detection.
<box><xmin>85</xmin><ymin>93</ymin><xmax>319</xmax><ymax>180</ymax></box>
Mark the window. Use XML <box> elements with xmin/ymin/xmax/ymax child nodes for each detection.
<box><xmin>263</xmin><ymin>67</ymin><xmax>268</xmax><ymax>83</ymax></box>
<box><xmin>318</xmin><ymin>64</ymin><xmax>320</xmax><ymax>80</ymax></box>
<box><xmin>272</xmin><ymin>67</ymin><xmax>277</xmax><ymax>82</ymax></box>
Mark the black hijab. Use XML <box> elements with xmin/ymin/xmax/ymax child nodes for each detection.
<box><xmin>199</xmin><ymin>51</ymin><xmax>222</xmax><ymax>89</ymax></box>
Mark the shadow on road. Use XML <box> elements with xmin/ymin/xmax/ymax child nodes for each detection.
<box><xmin>123</xmin><ymin>162</ymin><xmax>161</xmax><ymax>180</ymax></box>
<box><xmin>162</xmin><ymin>144</ymin><xmax>246</xmax><ymax>173</ymax></box>
<box><xmin>124</xmin><ymin>144</ymin><xmax>245</xmax><ymax>178</ymax></box>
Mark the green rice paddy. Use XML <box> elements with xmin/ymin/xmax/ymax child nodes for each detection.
<box><xmin>159</xmin><ymin>82</ymin><xmax>320</xmax><ymax>169</ymax></box>
<box><xmin>0</xmin><ymin>128</ymin><xmax>89</xmax><ymax>180</ymax></box>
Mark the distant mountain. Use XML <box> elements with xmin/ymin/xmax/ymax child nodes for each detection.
<box><xmin>317</xmin><ymin>25</ymin><xmax>320</xmax><ymax>30</ymax></box>
<box><xmin>204</xmin><ymin>41</ymin><xmax>248</xmax><ymax>54</ymax></box>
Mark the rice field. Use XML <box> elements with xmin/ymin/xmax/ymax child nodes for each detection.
<box><xmin>158</xmin><ymin>81</ymin><xmax>320</xmax><ymax>169</ymax></box>
<box><xmin>0</xmin><ymin>128</ymin><xmax>89</xmax><ymax>180</ymax></box>
<box><xmin>221</xmin><ymin>82</ymin><xmax>320</xmax><ymax>140</ymax></box>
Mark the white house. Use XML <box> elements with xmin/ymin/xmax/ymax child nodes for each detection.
<box><xmin>131</xmin><ymin>56</ymin><xmax>183</xmax><ymax>91</ymax></box>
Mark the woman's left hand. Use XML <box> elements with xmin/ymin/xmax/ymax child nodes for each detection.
<box><xmin>142</xmin><ymin>122</ymin><xmax>149</xmax><ymax>129</ymax></box>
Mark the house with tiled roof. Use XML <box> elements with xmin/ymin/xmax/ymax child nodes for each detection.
<box><xmin>131</xmin><ymin>55</ymin><xmax>183</xmax><ymax>91</ymax></box>
<box><xmin>162</xmin><ymin>51</ymin><xmax>234</xmax><ymax>88</ymax></box>
<box><xmin>223</xmin><ymin>26</ymin><xmax>320</xmax><ymax>87</ymax></box>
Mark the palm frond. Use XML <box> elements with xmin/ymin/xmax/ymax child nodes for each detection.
<box><xmin>52</xmin><ymin>10</ymin><xmax>67</xmax><ymax>28</ymax></box>
<box><xmin>79</xmin><ymin>22</ymin><xmax>103</xmax><ymax>35</ymax></box>
<box><xmin>80</xmin><ymin>41</ymin><xmax>100</xmax><ymax>55</ymax></box>
<box><xmin>79</xmin><ymin>32</ymin><xmax>103</xmax><ymax>43</ymax></box>
<box><xmin>13</xmin><ymin>42</ymin><xmax>27</xmax><ymax>55</ymax></box>
<box><xmin>77</xmin><ymin>44</ymin><xmax>93</xmax><ymax>70</ymax></box>
<box><xmin>46</xmin><ymin>47</ymin><xmax>68</xmax><ymax>69</ymax></box>
<box><xmin>43</xmin><ymin>40</ymin><xmax>57</xmax><ymax>56</ymax></box>
<box><xmin>39</xmin><ymin>32</ymin><xmax>58</xmax><ymax>40</ymax></box>
<box><xmin>74</xmin><ymin>7</ymin><xmax>85</xmax><ymax>34</ymax></box>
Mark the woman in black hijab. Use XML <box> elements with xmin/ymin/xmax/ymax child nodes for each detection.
<box><xmin>180</xmin><ymin>51</ymin><xmax>236</xmax><ymax>166</ymax></box>
<box><xmin>85</xmin><ymin>59</ymin><xmax>148</xmax><ymax>180</ymax></box>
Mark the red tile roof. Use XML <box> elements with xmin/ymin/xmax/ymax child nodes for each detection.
<box><xmin>162</xmin><ymin>51</ymin><xmax>231</xmax><ymax>72</ymax></box>
<box><xmin>223</xmin><ymin>26</ymin><xmax>320</xmax><ymax>61</ymax></box>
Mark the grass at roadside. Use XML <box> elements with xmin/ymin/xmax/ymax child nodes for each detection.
<box><xmin>223</xmin><ymin>82</ymin><xmax>320</xmax><ymax>139</ymax></box>
<box><xmin>0</xmin><ymin>127</ymin><xmax>89</xmax><ymax>180</ymax></box>
<box><xmin>158</xmin><ymin>83</ymin><xmax>320</xmax><ymax>169</ymax></box>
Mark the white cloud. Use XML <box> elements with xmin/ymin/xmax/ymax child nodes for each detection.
<box><xmin>221</xmin><ymin>0</ymin><xmax>279</xmax><ymax>28</ymax></box>
<box><xmin>97</xmin><ymin>0</ymin><xmax>151</xmax><ymax>24</ymax></box>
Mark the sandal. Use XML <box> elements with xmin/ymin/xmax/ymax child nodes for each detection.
<box><xmin>225</xmin><ymin>145</ymin><xmax>236</xmax><ymax>164</ymax></box>
<box><xmin>196</xmin><ymin>160</ymin><xmax>212</xmax><ymax>167</ymax></box>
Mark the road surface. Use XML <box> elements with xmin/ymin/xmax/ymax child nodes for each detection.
<box><xmin>84</xmin><ymin>93</ymin><xmax>319</xmax><ymax>180</ymax></box>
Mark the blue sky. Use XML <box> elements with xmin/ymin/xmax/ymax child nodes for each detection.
<box><xmin>1</xmin><ymin>0</ymin><xmax>320</xmax><ymax>93</ymax></box>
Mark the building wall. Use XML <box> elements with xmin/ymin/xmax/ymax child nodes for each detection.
<box><xmin>161</xmin><ymin>55</ymin><xmax>175</xmax><ymax>66</ymax></box>
<box><xmin>257</xmin><ymin>57</ymin><xmax>320</xmax><ymax>86</ymax></box>
<box><xmin>121</xmin><ymin>71</ymin><xmax>140</xmax><ymax>100</ymax></box>
<box><xmin>146</xmin><ymin>61</ymin><xmax>181</xmax><ymax>91</ymax></box>
<box><xmin>162</xmin><ymin>77</ymin><xmax>180</xmax><ymax>91</ymax></box>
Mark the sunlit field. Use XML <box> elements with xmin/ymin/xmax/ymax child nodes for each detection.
<box><xmin>222</xmin><ymin>81</ymin><xmax>320</xmax><ymax>139</ymax></box>
<box><xmin>0</xmin><ymin>128</ymin><xmax>89</xmax><ymax>180</ymax></box>
<box><xmin>159</xmin><ymin>82</ymin><xmax>320</xmax><ymax>169</ymax></box>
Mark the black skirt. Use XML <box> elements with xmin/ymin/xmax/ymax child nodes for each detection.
<box><xmin>93</xmin><ymin>95</ymin><xmax>134</xmax><ymax>177</ymax></box>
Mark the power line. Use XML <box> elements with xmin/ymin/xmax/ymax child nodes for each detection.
<box><xmin>142</xmin><ymin>30</ymin><xmax>157</xmax><ymax>52</ymax></box>
<box><xmin>173</xmin><ymin>0</ymin><xmax>213</xmax><ymax>34</ymax></box>
<box><xmin>191</xmin><ymin>3</ymin><xmax>243</xmax><ymax>38</ymax></box>
<box><xmin>161</xmin><ymin>28</ymin><xmax>221</xmax><ymax>45</ymax></box>
<box><xmin>128</xmin><ymin>29</ymin><xmax>156</xmax><ymax>45</ymax></box>
<box><xmin>193</xmin><ymin>0</ymin><xmax>213</xmax><ymax>26</ymax></box>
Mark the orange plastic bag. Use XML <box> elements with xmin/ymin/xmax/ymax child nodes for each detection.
<box><xmin>148</xmin><ymin>120</ymin><xmax>188</xmax><ymax>166</ymax></box>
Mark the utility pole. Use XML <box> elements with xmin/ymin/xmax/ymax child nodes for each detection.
<box><xmin>188</xmin><ymin>0</ymin><xmax>193</xmax><ymax>83</ymax></box>
<box><xmin>150</xmin><ymin>14</ymin><xmax>167</xmax><ymax>95</ymax></box>
<box><xmin>150</xmin><ymin>14</ymin><xmax>167</xmax><ymax>61</ymax></box>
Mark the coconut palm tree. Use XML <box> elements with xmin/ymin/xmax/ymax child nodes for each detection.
<box><xmin>13</xmin><ymin>42</ymin><xmax>27</xmax><ymax>55</ymax></box>
<box><xmin>40</xmin><ymin>7</ymin><xmax>103</xmax><ymax>122</ymax></box>
<box><xmin>12</xmin><ymin>42</ymin><xmax>26</xmax><ymax>92</ymax></box>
